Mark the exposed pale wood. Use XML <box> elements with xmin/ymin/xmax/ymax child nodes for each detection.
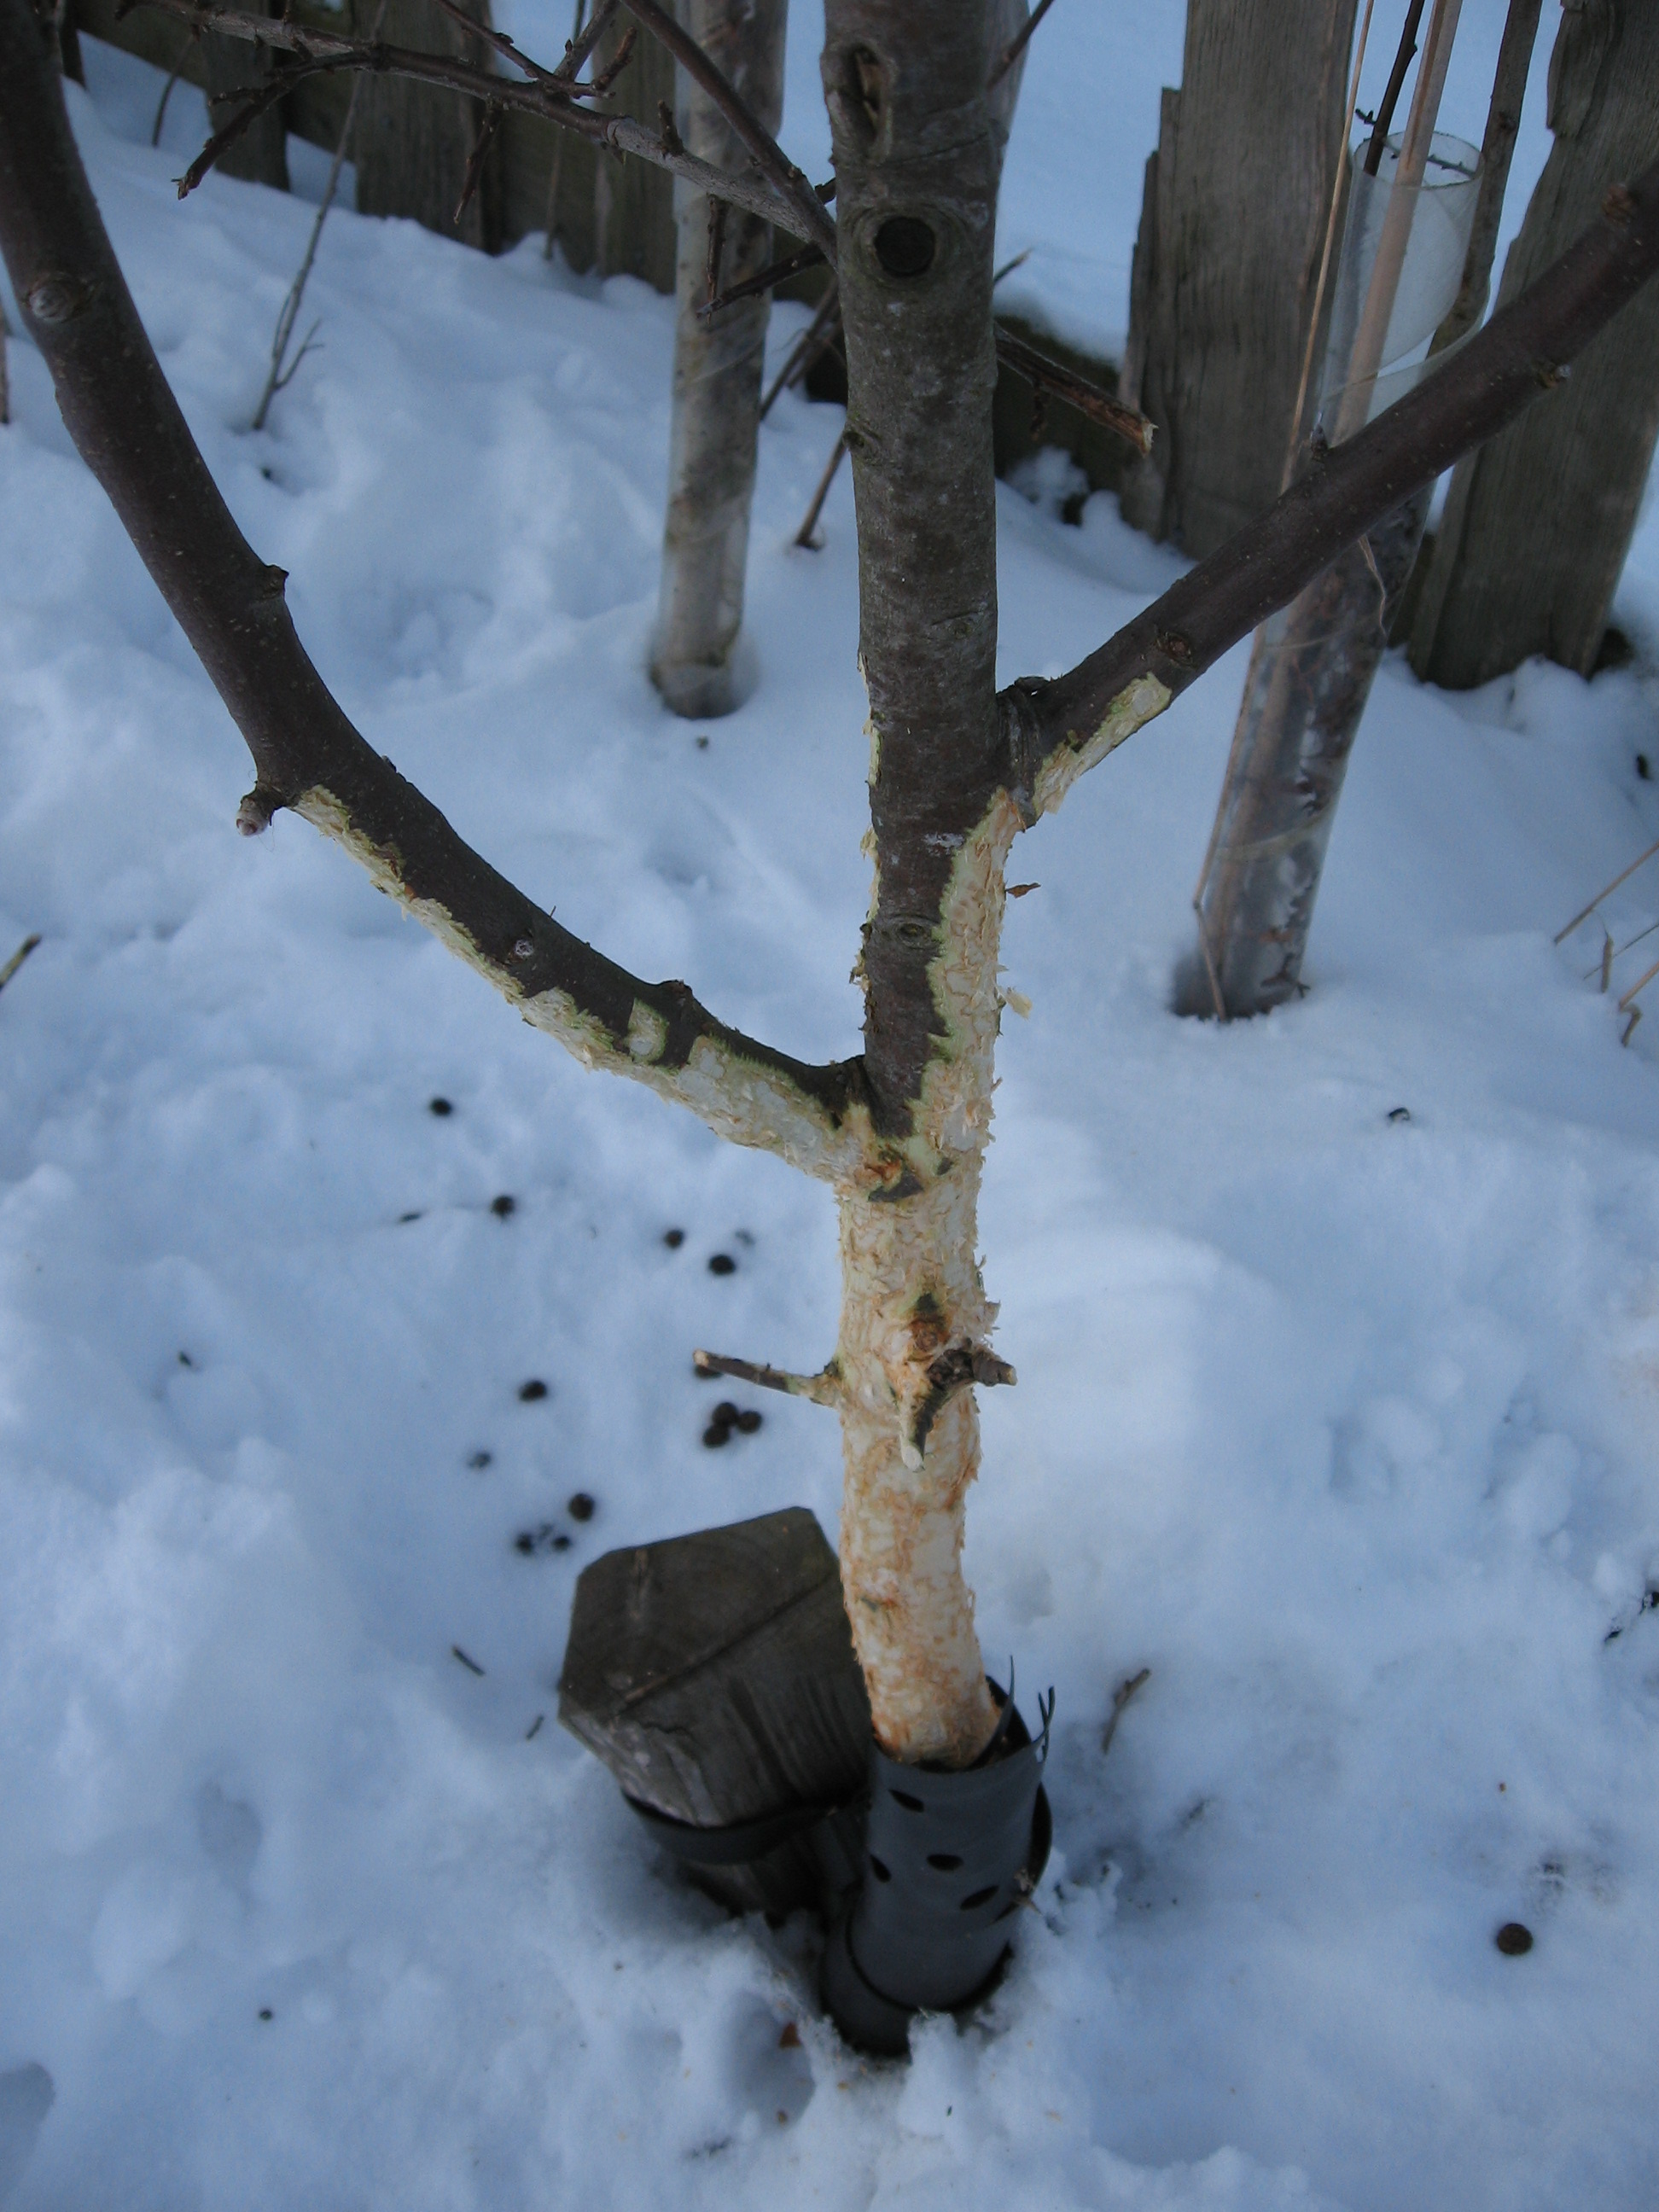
<box><xmin>557</xmin><ymin>1509</ymin><xmax>870</xmax><ymax>1913</ymax></box>
<box><xmin>1119</xmin><ymin>0</ymin><xmax>1359</xmax><ymax>557</ymax></box>
<box><xmin>1410</xmin><ymin>0</ymin><xmax>1659</xmax><ymax>686</ymax></box>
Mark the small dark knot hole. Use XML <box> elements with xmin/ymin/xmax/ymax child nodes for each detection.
<box><xmin>874</xmin><ymin>217</ymin><xmax>935</xmax><ymax>280</ymax></box>
<box><xmin>868</xmin><ymin>1854</ymin><xmax>892</xmax><ymax>1883</ymax></box>
<box><xmin>889</xmin><ymin>1789</ymin><xmax>925</xmax><ymax>1812</ymax></box>
<box><xmin>960</xmin><ymin>1885</ymin><xmax>998</xmax><ymax>1911</ymax></box>
<box><xmin>926</xmin><ymin>1853</ymin><xmax>963</xmax><ymax>1871</ymax></box>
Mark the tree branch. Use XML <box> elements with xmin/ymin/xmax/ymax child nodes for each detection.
<box><xmin>692</xmin><ymin>1350</ymin><xmax>843</xmax><ymax>1405</ymax></box>
<box><xmin>616</xmin><ymin>0</ymin><xmax>837</xmax><ymax>257</ymax></box>
<box><xmin>0</xmin><ymin>0</ymin><xmax>862</xmax><ymax>1179</ymax></box>
<box><xmin>1004</xmin><ymin>157</ymin><xmax>1659</xmax><ymax>819</ymax></box>
<box><xmin>131</xmin><ymin>0</ymin><xmax>818</xmax><ymax>242</ymax></box>
<box><xmin>992</xmin><ymin>323</ymin><xmax>1154</xmax><ymax>454</ymax></box>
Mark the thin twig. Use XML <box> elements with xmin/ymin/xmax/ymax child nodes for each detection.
<box><xmin>137</xmin><ymin>0</ymin><xmax>817</xmax><ymax>243</ymax></box>
<box><xmin>1365</xmin><ymin>0</ymin><xmax>1428</xmax><ymax>175</ymax></box>
<box><xmin>425</xmin><ymin>0</ymin><xmax>567</xmax><ymax>88</ymax></box>
<box><xmin>453</xmin><ymin>98</ymin><xmax>504</xmax><ymax>225</ymax></box>
<box><xmin>587</xmin><ymin>25</ymin><xmax>635</xmax><ymax>95</ymax></box>
<box><xmin>0</xmin><ymin>933</ymin><xmax>40</xmax><ymax>992</ymax></box>
<box><xmin>1100</xmin><ymin>1668</ymin><xmax>1150</xmax><ymax>1760</ymax></box>
<box><xmin>987</xmin><ymin>0</ymin><xmax>1058</xmax><ymax>91</ymax></box>
<box><xmin>759</xmin><ymin>276</ymin><xmax>838</xmax><ymax>418</ymax></box>
<box><xmin>1618</xmin><ymin>955</ymin><xmax>1659</xmax><ymax>1015</ymax></box>
<box><xmin>693</xmin><ymin>1349</ymin><xmax>841</xmax><ymax>1405</ymax></box>
<box><xmin>699</xmin><ymin>238</ymin><xmax>823</xmax><ymax>318</ymax></box>
<box><xmin>252</xmin><ymin>0</ymin><xmax>389</xmax><ymax>432</ymax></box>
<box><xmin>992</xmin><ymin>323</ymin><xmax>1155</xmax><ymax>454</ymax></box>
<box><xmin>1554</xmin><ymin>836</ymin><xmax>1659</xmax><ymax>942</ymax></box>
<box><xmin>616</xmin><ymin>0</ymin><xmax>836</xmax><ymax>256</ymax></box>
<box><xmin>992</xmin><ymin>245</ymin><xmax>1033</xmax><ymax>287</ymax></box>
<box><xmin>794</xmin><ymin>429</ymin><xmax>846</xmax><ymax>548</ymax></box>
<box><xmin>559</xmin><ymin>0</ymin><xmax>613</xmax><ymax>81</ymax></box>
<box><xmin>179</xmin><ymin>63</ymin><xmax>335</xmax><ymax>199</ymax></box>
<box><xmin>1428</xmin><ymin>0</ymin><xmax>1544</xmax><ymax>353</ymax></box>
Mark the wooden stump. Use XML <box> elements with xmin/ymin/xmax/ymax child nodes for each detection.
<box><xmin>558</xmin><ymin>1508</ymin><xmax>871</xmax><ymax>1915</ymax></box>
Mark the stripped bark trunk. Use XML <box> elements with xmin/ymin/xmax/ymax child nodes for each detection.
<box><xmin>818</xmin><ymin>0</ymin><xmax>1008</xmax><ymax>1767</ymax></box>
<box><xmin>1119</xmin><ymin>0</ymin><xmax>1359</xmax><ymax>558</ymax></box>
<box><xmin>203</xmin><ymin>0</ymin><xmax>289</xmax><ymax>190</ymax></box>
<box><xmin>1410</xmin><ymin>0</ymin><xmax>1659</xmax><ymax>687</ymax></box>
<box><xmin>649</xmin><ymin>0</ymin><xmax>788</xmax><ymax>719</ymax></box>
<box><xmin>9</xmin><ymin>0</ymin><xmax>1659</xmax><ymax>1787</ymax></box>
<box><xmin>352</xmin><ymin>0</ymin><xmax>502</xmax><ymax>252</ymax></box>
<box><xmin>1181</xmin><ymin>0</ymin><xmax>1541</xmax><ymax>1021</ymax></box>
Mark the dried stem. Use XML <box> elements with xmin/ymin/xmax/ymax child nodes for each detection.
<box><xmin>699</xmin><ymin>238</ymin><xmax>824</xmax><ymax>318</ymax></box>
<box><xmin>1554</xmin><ymin>836</ymin><xmax>1659</xmax><ymax>942</ymax></box>
<box><xmin>692</xmin><ymin>1350</ymin><xmax>842</xmax><ymax>1405</ymax></box>
<box><xmin>0</xmin><ymin>932</ymin><xmax>40</xmax><ymax>992</ymax></box>
<box><xmin>1428</xmin><ymin>0</ymin><xmax>1544</xmax><ymax>352</ymax></box>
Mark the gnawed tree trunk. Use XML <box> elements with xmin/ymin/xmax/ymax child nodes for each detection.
<box><xmin>203</xmin><ymin>0</ymin><xmax>289</xmax><ymax>191</ymax></box>
<box><xmin>1181</xmin><ymin>0</ymin><xmax>1541</xmax><ymax>1021</ymax></box>
<box><xmin>816</xmin><ymin>0</ymin><xmax>1010</xmax><ymax>1768</ymax></box>
<box><xmin>1410</xmin><ymin>0</ymin><xmax>1659</xmax><ymax>687</ymax></box>
<box><xmin>650</xmin><ymin>0</ymin><xmax>788</xmax><ymax>719</ymax></box>
<box><xmin>9</xmin><ymin>0</ymin><xmax>1659</xmax><ymax>1796</ymax></box>
<box><xmin>353</xmin><ymin>0</ymin><xmax>502</xmax><ymax>251</ymax></box>
<box><xmin>1119</xmin><ymin>0</ymin><xmax>1359</xmax><ymax>558</ymax></box>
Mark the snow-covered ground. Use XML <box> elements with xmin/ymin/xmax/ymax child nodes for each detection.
<box><xmin>3</xmin><ymin>17</ymin><xmax>1658</xmax><ymax>2209</ymax></box>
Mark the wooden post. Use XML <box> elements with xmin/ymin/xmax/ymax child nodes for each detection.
<box><xmin>352</xmin><ymin>0</ymin><xmax>502</xmax><ymax>253</ymax></box>
<box><xmin>1119</xmin><ymin>0</ymin><xmax>1359</xmax><ymax>558</ymax></box>
<box><xmin>1410</xmin><ymin>1</ymin><xmax>1659</xmax><ymax>688</ymax></box>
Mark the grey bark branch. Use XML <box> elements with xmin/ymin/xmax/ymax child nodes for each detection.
<box><xmin>134</xmin><ymin>0</ymin><xmax>818</xmax><ymax>240</ymax></box>
<box><xmin>1007</xmin><ymin>155</ymin><xmax>1659</xmax><ymax>806</ymax></box>
<box><xmin>0</xmin><ymin>0</ymin><xmax>861</xmax><ymax>1169</ymax></box>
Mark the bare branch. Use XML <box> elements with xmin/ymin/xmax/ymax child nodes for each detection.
<box><xmin>558</xmin><ymin>0</ymin><xmax>615</xmax><ymax>81</ymax></box>
<box><xmin>617</xmin><ymin>0</ymin><xmax>836</xmax><ymax>256</ymax></box>
<box><xmin>692</xmin><ymin>1350</ymin><xmax>842</xmax><ymax>1405</ymax></box>
<box><xmin>0</xmin><ymin>933</ymin><xmax>41</xmax><ymax>994</ymax></box>
<box><xmin>131</xmin><ymin>0</ymin><xmax>819</xmax><ymax>242</ymax></box>
<box><xmin>992</xmin><ymin>323</ymin><xmax>1155</xmax><ymax>454</ymax></box>
<box><xmin>987</xmin><ymin>0</ymin><xmax>1058</xmax><ymax>91</ymax></box>
<box><xmin>0</xmin><ymin>5</ymin><xmax>864</xmax><ymax>1179</ymax></box>
<box><xmin>698</xmin><ymin>238</ymin><xmax>824</xmax><ymax>319</ymax></box>
<box><xmin>1005</xmin><ymin>155</ymin><xmax>1659</xmax><ymax>818</ymax></box>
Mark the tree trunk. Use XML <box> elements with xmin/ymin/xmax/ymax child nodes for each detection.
<box><xmin>1410</xmin><ymin>0</ymin><xmax>1659</xmax><ymax>688</ymax></box>
<box><xmin>650</xmin><ymin>0</ymin><xmax>789</xmax><ymax>719</ymax></box>
<box><xmin>1181</xmin><ymin>0</ymin><xmax>1541</xmax><ymax>1021</ymax></box>
<box><xmin>819</xmin><ymin>0</ymin><xmax>1009</xmax><ymax>1770</ymax></box>
<box><xmin>352</xmin><ymin>0</ymin><xmax>502</xmax><ymax>252</ymax></box>
<box><xmin>1119</xmin><ymin>0</ymin><xmax>1359</xmax><ymax>558</ymax></box>
<box><xmin>203</xmin><ymin>0</ymin><xmax>289</xmax><ymax>192</ymax></box>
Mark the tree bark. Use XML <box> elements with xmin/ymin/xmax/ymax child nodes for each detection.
<box><xmin>8</xmin><ymin>0</ymin><xmax>1659</xmax><ymax>1778</ymax></box>
<box><xmin>818</xmin><ymin>0</ymin><xmax>1010</xmax><ymax>1768</ymax></box>
<box><xmin>1119</xmin><ymin>0</ymin><xmax>1359</xmax><ymax>558</ymax></box>
<box><xmin>352</xmin><ymin>0</ymin><xmax>502</xmax><ymax>252</ymax></box>
<box><xmin>203</xmin><ymin>0</ymin><xmax>290</xmax><ymax>191</ymax></box>
<box><xmin>650</xmin><ymin>0</ymin><xmax>788</xmax><ymax>719</ymax></box>
<box><xmin>1410</xmin><ymin>0</ymin><xmax>1659</xmax><ymax>688</ymax></box>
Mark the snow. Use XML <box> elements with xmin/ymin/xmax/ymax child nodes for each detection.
<box><xmin>3</xmin><ymin>15</ymin><xmax>1659</xmax><ymax>2209</ymax></box>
